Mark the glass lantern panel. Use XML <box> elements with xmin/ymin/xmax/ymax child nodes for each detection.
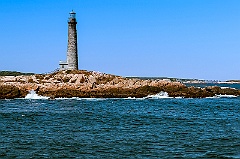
<box><xmin>70</xmin><ymin>13</ymin><xmax>76</xmax><ymax>19</ymax></box>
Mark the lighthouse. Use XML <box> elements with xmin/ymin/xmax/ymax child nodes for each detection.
<box><xmin>59</xmin><ymin>10</ymin><xmax>78</xmax><ymax>70</ymax></box>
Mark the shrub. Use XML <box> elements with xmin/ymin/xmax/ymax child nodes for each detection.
<box><xmin>0</xmin><ymin>71</ymin><xmax>34</xmax><ymax>76</ymax></box>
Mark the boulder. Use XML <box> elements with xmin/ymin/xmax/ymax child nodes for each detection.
<box><xmin>0</xmin><ymin>85</ymin><xmax>25</xmax><ymax>99</ymax></box>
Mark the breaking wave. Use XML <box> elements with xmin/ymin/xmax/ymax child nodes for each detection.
<box><xmin>23</xmin><ymin>90</ymin><xmax>238</xmax><ymax>100</ymax></box>
<box><xmin>25</xmin><ymin>90</ymin><xmax>49</xmax><ymax>100</ymax></box>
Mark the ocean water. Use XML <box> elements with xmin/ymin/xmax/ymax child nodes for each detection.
<box><xmin>0</xmin><ymin>98</ymin><xmax>239</xmax><ymax>159</ymax></box>
<box><xmin>185</xmin><ymin>83</ymin><xmax>240</xmax><ymax>90</ymax></box>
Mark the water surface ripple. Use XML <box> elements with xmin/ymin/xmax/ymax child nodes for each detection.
<box><xmin>0</xmin><ymin>98</ymin><xmax>239</xmax><ymax>158</ymax></box>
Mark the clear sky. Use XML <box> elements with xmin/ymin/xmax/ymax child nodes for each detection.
<box><xmin>0</xmin><ymin>0</ymin><xmax>239</xmax><ymax>80</ymax></box>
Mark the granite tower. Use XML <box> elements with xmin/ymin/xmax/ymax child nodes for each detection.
<box><xmin>59</xmin><ymin>10</ymin><xmax>78</xmax><ymax>70</ymax></box>
<box><xmin>67</xmin><ymin>10</ymin><xmax>78</xmax><ymax>70</ymax></box>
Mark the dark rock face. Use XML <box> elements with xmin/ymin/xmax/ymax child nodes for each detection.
<box><xmin>38</xmin><ymin>85</ymin><xmax>240</xmax><ymax>99</ymax></box>
<box><xmin>1</xmin><ymin>84</ymin><xmax>240</xmax><ymax>99</ymax></box>
<box><xmin>0</xmin><ymin>85</ymin><xmax>26</xmax><ymax>99</ymax></box>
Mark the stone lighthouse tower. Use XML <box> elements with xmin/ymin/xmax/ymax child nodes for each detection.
<box><xmin>67</xmin><ymin>10</ymin><xmax>78</xmax><ymax>70</ymax></box>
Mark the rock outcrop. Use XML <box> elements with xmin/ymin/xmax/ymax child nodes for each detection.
<box><xmin>0</xmin><ymin>85</ymin><xmax>26</xmax><ymax>99</ymax></box>
<box><xmin>0</xmin><ymin>70</ymin><xmax>239</xmax><ymax>99</ymax></box>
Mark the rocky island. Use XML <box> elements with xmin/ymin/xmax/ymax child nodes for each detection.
<box><xmin>0</xmin><ymin>70</ymin><xmax>240</xmax><ymax>99</ymax></box>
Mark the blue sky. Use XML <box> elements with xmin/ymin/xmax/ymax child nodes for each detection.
<box><xmin>0</xmin><ymin>0</ymin><xmax>239</xmax><ymax>80</ymax></box>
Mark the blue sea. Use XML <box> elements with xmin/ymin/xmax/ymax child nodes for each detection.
<box><xmin>185</xmin><ymin>83</ymin><xmax>240</xmax><ymax>90</ymax></box>
<box><xmin>1</xmin><ymin>97</ymin><xmax>239</xmax><ymax>159</ymax></box>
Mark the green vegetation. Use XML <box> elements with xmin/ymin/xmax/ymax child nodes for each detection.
<box><xmin>0</xmin><ymin>71</ymin><xmax>34</xmax><ymax>76</ymax></box>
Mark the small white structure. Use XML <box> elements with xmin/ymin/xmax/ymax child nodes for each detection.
<box><xmin>59</xmin><ymin>61</ymin><xmax>68</xmax><ymax>71</ymax></box>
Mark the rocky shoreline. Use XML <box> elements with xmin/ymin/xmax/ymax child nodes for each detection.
<box><xmin>0</xmin><ymin>70</ymin><xmax>240</xmax><ymax>99</ymax></box>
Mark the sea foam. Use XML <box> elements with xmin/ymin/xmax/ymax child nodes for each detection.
<box><xmin>25</xmin><ymin>90</ymin><xmax>49</xmax><ymax>100</ymax></box>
